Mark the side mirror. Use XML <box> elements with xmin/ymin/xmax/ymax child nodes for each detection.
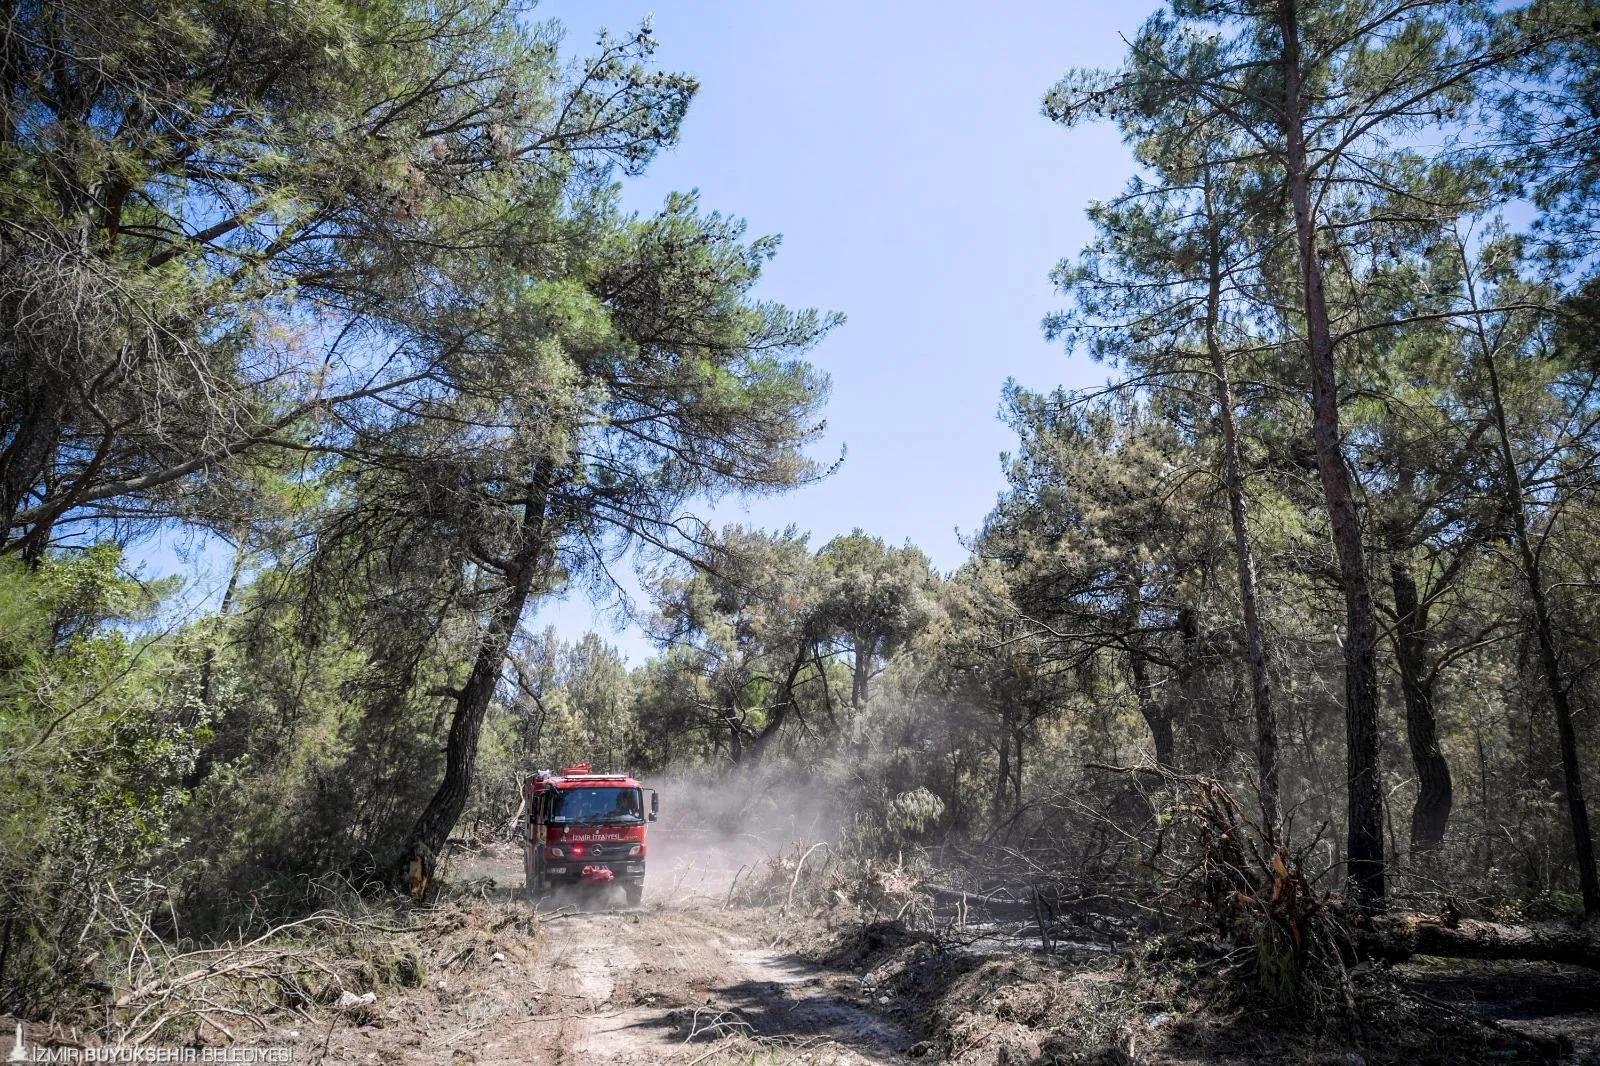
<box><xmin>649</xmin><ymin>790</ymin><xmax>660</xmax><ymax>821</ymax></box>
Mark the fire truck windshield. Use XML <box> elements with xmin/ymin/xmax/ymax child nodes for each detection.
<box><xmin>550</xmin><ymin>787</ymin><xmax>643</xmax><ymax>824</ymax></box>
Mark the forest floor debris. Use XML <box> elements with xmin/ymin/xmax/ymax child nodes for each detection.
<box><xmin>790</xmin><ymin>916</ymin><xmax>1600</xmax><ymax>1065</ymax></box>
<box><xmin>8</xmin><ymin>847</ymin><xmax>1600</xmax><ymax>1065</ymax></box>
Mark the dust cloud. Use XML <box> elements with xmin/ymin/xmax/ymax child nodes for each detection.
<box><xmin>636</xmin><ymin>762</ymin><xmax>846</xmax><ymax>903</ymax></box>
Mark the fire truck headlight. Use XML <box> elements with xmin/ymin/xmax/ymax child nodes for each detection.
<box><xmin>546</xmin><ymin>846</ymin><xmax>564</xmax><ymax>859</ymax></box>
<box><xmin>628</xmin><ymin>844</ymin><xmax>642</xmax><ymax>857</ymax></box>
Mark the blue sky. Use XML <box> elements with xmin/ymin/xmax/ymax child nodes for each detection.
<box><xmin>529</xmin><ymin>0</ymin><xmax>1152</xmax><ymax>659</ymax></box>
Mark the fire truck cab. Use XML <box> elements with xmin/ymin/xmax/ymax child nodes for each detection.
<box><xmin>521</xmin><ymin>765</ymin><xmax>658</xmax><ymax>906</ymax></box>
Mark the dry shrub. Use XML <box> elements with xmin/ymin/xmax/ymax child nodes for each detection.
<box><xmin>1111</xmin><ymin>766</ymin><xmax>1354</xmax><ymax>1011</ymax></box>
<box><xmin>18</xmin><ymin>874</ymin><xmax>547</xmax><ymax>1050</ymax></box>
<box><xmin>92</xmin><ymin>882</ymin><xmax>437</xmax><ymax>1046</ymax></box>
<box><xmin>730</xmin><ymin>839</ymin><xmax>932</xmax><ymax>920</ymax></box>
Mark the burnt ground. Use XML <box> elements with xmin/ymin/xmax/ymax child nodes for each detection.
<box><xmin>790</xmin><ymin>919</ymin><xmax>1600</xmax><ymax>1066</ymax></box>
<box><xmin>1394</xmin><ymin>957</ymin><xmax>1600</xmax><ymax>1063</ymax></box>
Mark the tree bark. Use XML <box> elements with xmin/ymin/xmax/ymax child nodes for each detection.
<box><xmin>851</xmin><ymin>632</ymin><xmax>878</xmax><ymax>708</ymax></box>
<box><xmin>1012</xmin><ymin>724</ymin><xmax>1024</xmax><ymax>808</ymax></box>
<box><xmin>724</xmin><ymin>688</ymin><xmax>744</xmax><ymax>766</ymax></box>
<box><xmin>1129</xmin><ymin>648</ymin><xmax>1176</xmax><ymax>770</ymax></box>
<box><xmin>1278</xmin><ymin>0</ymin><xmax>1385</xmax><ymax>906</ymax></box>
<box><xmin>395</xmin><ymin>478</ymin><xmax>552</xmax><ymax>899</ymax></box>
<box><xmin>1362</xmin><ymin>914</ymin><xmax>1600</xmax><ymax>971</ymax></box>
<box><xmin>993</xmin><ymin>695</ymin><xmax>1014</xmax><ymax>821</ymax></box>
<box><xmin>1201</xmin><ymin>182</ymin><xmax>1279</xmax><ymax>838</ymax></box>
<box><xmin>1388</xmin><ymin>559</ymin><xmax>1453</xmax><ymax>855</ymax></box>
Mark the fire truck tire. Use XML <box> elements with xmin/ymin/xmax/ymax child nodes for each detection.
<box><xmin>523</xmin><ymin>846</ymin><xmax>543</xmax><ymax>901</ymax></box>
<box><xmin>625</xmin><ymin>884</ymin><xmax>644</xmax><ymax>907</ymax></box>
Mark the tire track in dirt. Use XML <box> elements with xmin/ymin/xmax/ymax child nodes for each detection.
<box><xmin>476</xmin><ymin>906</ymin><xmax>909</xmax><ymax>1065</ymax></box>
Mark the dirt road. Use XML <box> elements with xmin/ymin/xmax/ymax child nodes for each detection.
<box><xmin>475</xmin><ymin>904</ymin><xmax>909</xmax><ymax>1065</ymax></box>
<box><xmin>312</xmin><ymin>847</ymin><xmax>910</xmax><ymax>1066</ymax></box>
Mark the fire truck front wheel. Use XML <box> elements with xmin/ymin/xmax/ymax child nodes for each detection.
<box><xmin>523</xmin><ymin>845</ymin><xmax>546</xmax><ymax>901</ymax></box>
<box><xmin>624</xmin><ymin>883</ymin><xmax>643</xmax><ymax>907</ymax></box>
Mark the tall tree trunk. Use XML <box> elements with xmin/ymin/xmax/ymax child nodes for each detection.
<box><xmin>1388</xmin><ymin>559</ymin><xmax>1453</xmax><ymax>855</ymax></box>
<box><xmin>1012</xmin><ymin>724</ymin><xmax>1024</xmax><ymax>808</ymax></box>
<box><xmin>1129</xmin><ymin>649</ymin><xmax>1176</xmax><ymax>770</ymax></box>
<box><xmin>1475</xmin><ymin>715</ymin><xmax>1494</xmax><ymax>880</ymax></box>
<box><xmin>1201</xmin><ymin>191</ymin><xmax>1279</xmax><ymax>837</ymax></box>
<box><xmin>396</xmin><ymin>479</ymin><xmax>551</xmax><ymax>899</ymax></box>
<box><xmin>949</xmin><ymin>727</ymin><xmax>962</xmax><ymax>830</ymax></box>
<box><xmin>721</xmin><ymin>686</ymin><xmax>745</xmax><ymax>765</ymax></box>
<box><xmin>1174</xmin><ymin>604</ymin><xmax>1207</xmax><ymax>758</ymax></box>
<box><xmin>993</xmin><ymin>695</ymin><xmax>1014</xmax><ymax>821</ymax></box>
<box><xmin>1480</xmin><ymin>342</ymin><xmax>1600</xmax><ymax>915</ymax></box>
<box><xmin>1278</xmin><ymin>0</ymin><xmax>1385</xmax><ymax>905</ymax></box>
<box><xmin>851</xmin><ymin>632</ymin><xmax>877</xmax><ymax>708</ymax></box>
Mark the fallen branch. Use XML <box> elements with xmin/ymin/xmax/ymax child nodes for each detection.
<box><xmin>114</xmin><ymin>950</ymin><xmax>298</xmax><ymax>1009</ymax></box>
<box><xmin>726</xmin><ymin>864</ymin><xmax>749</xmax><ymax>909</ymax></box>
<box><xmin>1363</xmin><ymin>914</ymin><xmax>1600</xmax><ymax>971</ymax></box>
<box><xmin>783</xmin><ymin>843</ymin><xmax>829</xmax><ymax>913</ymax></box>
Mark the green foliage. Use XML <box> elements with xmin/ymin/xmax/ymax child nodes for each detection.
<box><xmin>8</xmin><ymin>0</ymin><xmax>1600</xmax><ymax>1035</ymax></box>
<box><xmin>0</xmin><ymin>548</ymin><xmax>198</xmax><ymax>1010</ymax></box>
<box><xmin>885</xmin><ymin>787</ymin><xmax>946</xmax><ymax>837</ymax></box>
<box><xmin>0</xmin><ymin>0</ymin><xmax>837</xmax><ymax>993</ymax></box>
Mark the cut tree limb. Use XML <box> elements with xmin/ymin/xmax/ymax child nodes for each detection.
<box><xmin>1362</xmin><ymin>914</ymin><xmax>1600</xmax><ymax>970</ymax></box>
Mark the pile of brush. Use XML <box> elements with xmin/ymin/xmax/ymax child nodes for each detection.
<box><xmin>1103</xmin><ymin>766</ymin><xmax>1355</xmax><ymax>1011</ymax></box>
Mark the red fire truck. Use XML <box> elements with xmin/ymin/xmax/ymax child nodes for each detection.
<box><xmin>521</xmin><ymin>765</ymin><xmax>658</xmax><ymax>905</ymax></box>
